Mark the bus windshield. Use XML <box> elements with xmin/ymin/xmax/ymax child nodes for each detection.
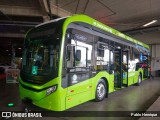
<box><xmin>21</xmin><ymin>23</ymin><xmax>62</xmax><ymax>84</ymax></box>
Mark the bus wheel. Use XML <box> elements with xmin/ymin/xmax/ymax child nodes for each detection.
<box><xmin>95</xmin><ymin>79</ymin><xmax>106</xmax><ymax>101</ymax></box>
<box><xmin>137</xmin><ymin>74</ymin><xmax>142</xmax><ymax>86</ymax></box>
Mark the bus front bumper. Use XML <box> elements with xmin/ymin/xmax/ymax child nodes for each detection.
<box><xmin>19</xmin><ymin>83</ymin><xmax>63</xmax><ymax>111</ymax></box>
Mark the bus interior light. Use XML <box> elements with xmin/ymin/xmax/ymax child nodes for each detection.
<box><xmin>117</xmin><ymin>46</ymin><xmax>121</xmax><ymax>49</ymax></box>
<box><xmin>46</xmin><ymin>85</ymin><xmax>57</xmax><ymax>96</ymax></box>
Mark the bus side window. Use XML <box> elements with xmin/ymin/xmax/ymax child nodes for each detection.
<box><xmin>95</xmin><ymin>37</ymin><xmax>110</xmax><ymax>72</ymax></box>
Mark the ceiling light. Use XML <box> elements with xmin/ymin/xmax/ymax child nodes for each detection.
<box><xmin>143</xmin><ymin>20</ymin><xmax>157</xmax><ymax>27</ymax></box>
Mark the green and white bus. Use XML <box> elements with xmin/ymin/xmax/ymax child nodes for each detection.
<box><xmin>19</xmin><ymin>14</ymin><xmax>150</xmax><ymax>111</ymax></box>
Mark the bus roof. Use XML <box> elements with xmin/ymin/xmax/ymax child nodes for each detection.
<box><xmin>35</xmin><ymin>16</ymin><xmax>69</xmax><ymax>28</ymax></box>
<box><xmin>63</xmin><ymin>14</ymin><xmax>150</xmax><ymax>50</ymax></box>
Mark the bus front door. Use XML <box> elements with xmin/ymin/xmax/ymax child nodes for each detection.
<box><xmin>65</xmin><ymin>45</ymin><xmax>92</xmax><ymax>109</ymax></box>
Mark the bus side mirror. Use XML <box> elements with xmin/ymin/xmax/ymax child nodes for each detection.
<box><xmin>75</xmin><ymin>50</ymin><xmax>81</xmax><ymax>61</ymax></box>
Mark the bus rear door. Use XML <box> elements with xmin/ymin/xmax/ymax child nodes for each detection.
<box><xmin>114</xmin><ymin>49</ymin><xmax>129</xmax><ymax>88</ymax></box>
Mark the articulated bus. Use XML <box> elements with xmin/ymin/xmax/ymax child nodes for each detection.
<box><xmin>19</xmin><ymin>14</ymin><xmax>150</xmax><ymax>111</ymax></box>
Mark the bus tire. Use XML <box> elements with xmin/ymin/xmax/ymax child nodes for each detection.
<box><xmin>95</xmin><ymin>79</ymin><xmax>107</xmax><ymax>102</ymax></box>
<box><xmin>137</xmin><ymin>74</ymin><xmax>142</xmax><ymax>86</ymax></box>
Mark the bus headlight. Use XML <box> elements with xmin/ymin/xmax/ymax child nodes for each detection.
<box><xmin>46</xmin><ymin>85</ymin><xmax>57</xmax><ymax>96</ymax></box>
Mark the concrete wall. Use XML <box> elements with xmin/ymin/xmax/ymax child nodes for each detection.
<box><xmin>150</xmin><ymin>45</ymin><xmax>160</xmax><ymax>76</ymax></box>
